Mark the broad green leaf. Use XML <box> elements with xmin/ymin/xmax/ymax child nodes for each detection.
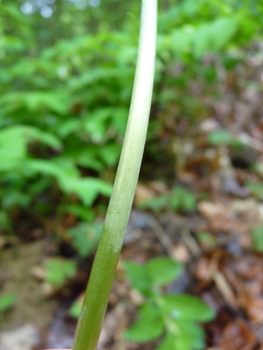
<box><xmin>146</xmin><ymin>257</ymin><xmax>183</xmax><ymax>287</ymax></box>
<box><xmin>193</xmin><ymin>24</ymin><xmax>212</xmax><ymax>58</ymax></box>
<box><xmin>22</xmin><ymin>91</ymin><xmax>69</xmax><ymax>114</ymax></box>
<box><xmin>122</xmin><ymin>261</ymin><xmax>152</xmax><ymax>295</ymax></box>
<box><xmin>210</xmin><ymin>17</ymin><xmax>239</xmax><ymax>52</ymax></box>
<box><xmin>158</xmin><ymin>319</ymin><xmax>205</xmax><ymax>350</ymax></box>
<box><xmin>0</xmin><ymin>126</ymin><xmax>62</xmax><ymax>172</ymax></box>
<box><xmin>0</xmin><ymin>294</ymin><xmax>17</xmax><ymax>313</ymax></box>
<box><xmin>44</xmin><ymin>258</ymin><xmax>77</xmax><ymax>286</ymax></box>
<box><xmin>0</xmin><ymin>126</ymin><xmax>27</xmax><ymax>170</ymax></box>
<box><xmin>173</xmin><ymin>335</ymin><xmax>198</xmax><ymax>350</ymax></box>
<box><xmin>125</xmin><ymin>303</ymin><xmax>164</xmax><ymax>342</ymax></box>
<box><xmin>157</xmin><ymin>333</ymin><xmax>177</xmax><ymax>350</ymax></box>
<box><xmin>123</xmin><ymin>258</ymin><xmax>183</xmax><ymax>295</ymax></box>
<box><xmin>192</xmin><ymin>17</ymin><xmax>238</xmax><ymax>58</ymax></box>
<box><xmin>0</xmin><ymin>91</ymin><xmax>69</xmax><ymax>115</ymax></box>
<box><xmin>61</xmin><ymin>177</ymin><xmax>112</xmax><ymax>206</ymax></box>
<box><xmin>175</xmin><ymin>319</ymin><xmax>205</xmax><ymax>350</ymax></box>
<box><xmin>25</xmin><ymin>158</ymin><xmax>80</xmax><ymax>180</ymax></box>
<box><xmin>162</xmin><ymin>294</ymin><xmax>215</xmax><ymax>322</ymax></box>
<box><xmin>25</xmin><ymin>159</ymin><xmax>111</xmax><ymax>204</ymax></box>
<box><xmin>171</xmin><ymin>28</ymin><xmax>193</xmax><ymax>56</ymax></box>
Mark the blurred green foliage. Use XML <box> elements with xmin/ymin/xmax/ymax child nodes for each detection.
<box><xmin>208</xmin><ymin>130</ymin><xmax>245</xmax><ymax>148</ymax></box>
<box><xmin>0</xmin><ymin>293</ymin><xmax>17</xmax><ymax>313</ymax></box>
<box><xmin>66</xmin><ymin>222</ymin><xmax>102</xmax><ymax>257</ymax></box>
<box><xmin>44</xmin><ymin>257</ymin><xmax>78</xmax><ymax>286</ymax></box>
<box><xmin>123</xmin><ymin>257</ymin><xmax>215</xmax><ymax>350</ymax></box>
<box><xmin>68</xmin><ymin>256</ymin><xmax>214</xmax><ymax>349</ymax></box>
<box><xmin>139</xmin><ymin>186</ymin><xmax>196</xmax><ymax>212</ymax></box>
<box><xmin>246</xmin><ymin>182</ymin><xmax>263</xmax><ymax>201</ymax></box>
<box><xmin>251</xmin><ymin>225</ymin><xmax>263</xmax><ymax>253</ymax></box>
<box><xmin>0</xmin><ymin>0</ymin><xmax>262</xmax><ymax>241</ymax></box>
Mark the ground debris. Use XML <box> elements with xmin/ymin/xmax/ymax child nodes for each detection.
<box><xmin>0</xmin><ymin>325</ymin><xmax>39</xmax><ymax>350</ymax></box>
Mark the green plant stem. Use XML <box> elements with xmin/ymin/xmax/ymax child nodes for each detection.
<box><xmin>72</xmin><ymin>1</ymin><xmax>157</xmax><ymax>350</ymax></box>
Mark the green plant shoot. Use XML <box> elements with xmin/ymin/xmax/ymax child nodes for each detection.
<box><xmin>72</xmin><ymin>1</ymin><xmax>157</xmax><ymax>350</ymax></box>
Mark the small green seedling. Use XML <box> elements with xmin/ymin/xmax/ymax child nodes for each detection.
<box><xmin>123</xmin><ymin>257</ymin><xmax>215</xmax><ymax>350</ymax></box>
<box><xmin>208</xmin><ymin>130</ymin><xmax>244</xmax><ymax>148</ymax></box>
<box><xmin>197</xmin><ymin>231</ymin><xmax>217</xmax><ymax>249</ymax></box>
<box><xmin>139</xmin><ymin>186</ymin><xmax>196</xmax><ymax>212</ymax></box>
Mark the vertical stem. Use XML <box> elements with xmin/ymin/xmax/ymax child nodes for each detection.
<box><xmin>72</xmin><ymin>1</ymin><xmax>157</xmax><ymax>350</ymax></box>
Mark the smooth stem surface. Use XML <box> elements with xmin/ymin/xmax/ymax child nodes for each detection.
<box><xmin>72</xmin><ymin>1</ymin><xmax>157</xmax><ymax>350</ymax></box>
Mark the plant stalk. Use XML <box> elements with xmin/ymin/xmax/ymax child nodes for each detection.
<box><xmin>72</xmin><ymin>1</ymin><xmax>157</xmax><ymax>349</ymax></box>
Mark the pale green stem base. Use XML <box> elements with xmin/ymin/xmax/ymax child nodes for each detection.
<box><xmin>72</xmin><ymin>1</ymin><xmax>157</xmax><ymax>350</ymax></box>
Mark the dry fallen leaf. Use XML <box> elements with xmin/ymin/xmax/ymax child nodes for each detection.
<box><xmin>134</xmin><ymin>182</ymin><xmax>155</xmax><ymax>205</ymax></box>
<box><xmin>198</xmin><ymin>199</ymin><xmax>262</xmax><ymax>236</ymax></box>
<box><xmin>239</xmin><ymin>293</ymin><xmax>263</xmax><ymax>323</ymax></box>
<box><xmin>219</xmin><ymin>319</ymin><xmax>256</xmax><ymax>350</ymax></box>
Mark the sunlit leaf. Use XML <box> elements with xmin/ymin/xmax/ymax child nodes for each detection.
<box><xmin>157</xmin><ymin>333</ymin><xmax>177</xmax><ymax>350</ymax></box>
<box><xmin>0</xmin><ymin>126</ymin><xmax>27</xmax><ymax>170</ymax></box>
<box><xmin>210</xmin><ymin>17</ymin><xmax>239</xmax><ymax>51</ymax></box>
<box><xmin>122</xmin><ymin>261</ymin><xmax>152</xmax><ymax>295</ymax></box>
<box><xmin>146</xmin><ymin>257</ymin><xmax>183</xmax><ymax>287</ymax></box>
<box><xmin>162</xmin><ymin>294</ymin><xmax>215</xmax><ymax>322</ymax></box>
